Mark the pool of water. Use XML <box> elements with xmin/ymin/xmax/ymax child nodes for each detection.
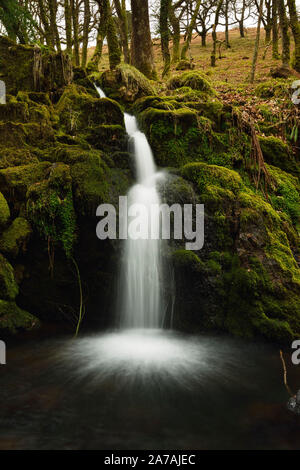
<box><xmin>0</xmin><ymin>330</ymin><xmax>299</xmax><ymax>450</ymax></box>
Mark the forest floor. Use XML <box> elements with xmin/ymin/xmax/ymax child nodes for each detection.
<box><xmin>89</xmin><ymin>27</ymin><xmax>299</xmax><ymax>140</ymax></box>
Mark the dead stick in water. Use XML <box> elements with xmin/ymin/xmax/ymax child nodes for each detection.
<box><xmin>280</xmin><ymin>349</ymin><xmax>294</xmax><ymax>397</ymax></box>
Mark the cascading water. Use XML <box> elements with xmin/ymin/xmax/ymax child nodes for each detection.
<box><xmin>119</xmin><ymin>113</ymin><xmax>165</xmax><ymax>329</ymax></box>
<box><xmin>94</xmin><ymin>86</ymin><xmax>166</xmax><ymax>329</ymax></box>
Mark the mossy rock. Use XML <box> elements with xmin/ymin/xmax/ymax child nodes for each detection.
<box><xmin>0</xmin><ymin>217</ymin><xmax>32</xmax><ymax>258</ymax></box>
<box><xmin>138</xmin><ymin>106</ymin><xmax>215</xmax><ymax>167</ymax></box>
<box><xmin>167</xmin><ymin>71</ymin><xmax>215</xmax><ymax>95</ymax></box>
<box><xmin>268</xmin><ymin>165</ymin><xmax>300</xmax><ymax>227</ymax></box>
<box><xmin>255</xmin><ymin>79</ymin><xmax>294</xmax><ymax>98</ymax></box>
<box><xmin>175</xmin><ymin>60</ymin><xmax>195</xmax><ymax>71</ymax></box>
<box><xmin>181</xmin><ymin>162</ymin><xmax>242</xmax><ymax>195</ymax></box>
<box><xmin>71</xmin><ymin>153</ymin><xmax>130</xmax><ymax>216</ymax></box>
<box><xmin>0</xmin><ymin>254</ymin><xmax>18</xmax><ymax>300</ymax></box>
<box><xmin>0</xmin><ymin>147</ymin><xmax>39</xmax><ymax>169</ymax></box>
<box><xmin>0</xmin><ymin>36</ymin><xmax>73</xmax><ymax>95</ymax></box>
<box><xmin>0</xmin><ymin>300</ymin><xmax>39</xmax><ymax>334</ymax></box>
<box><xmin>0</xmin><ymin>162</ymin><xmax>51</xmax><ymax>202</ymax></box>
<box><xmin>98</xmin><ymin>63</ymin><xmax>156</xmax><ymax>103</ymax></box>
<box><xmin>85</xmin><ymin>124</ymin><xmax>126</xmax><ymax>152</ymax></box>
<box><xmin>27</xmin><ymin>163</ymin><xmax>76</xmax><ymax>258</ymax></box>
<box><xmin>258</xmin><ymin>136</ymin><xmax>298</xmax><ymax>174</ymax></box>
<box><xmin>0</xmin><ymin>121</ymin><xmax>54</xmax><ymax>148</ymax></box>
<box><xmin>56</xmin><ymin>84</ymin><xmax>124</xmax><ymax>134</ymax></box>
<box><xmin>0</xmin><ymin>192</ymin><xmax>10</xmax><ymax>227</ymax></box>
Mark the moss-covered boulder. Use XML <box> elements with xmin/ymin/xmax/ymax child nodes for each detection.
<box><xmin>71</xmin><ymin>153</ymin><xmax>130</xmax><ymax>216</ymax></box>
<box><xmin>56</xmin><ymin>84</ymin><xmax>124</xmax><ymax>135</ymax></box>
<box><xmin>0</xmin><ymin>254</ymin><xmax>18</xmax><ymax>300</ymax></box>
<box><xmin>27</xmin><ymin>163</ymin><xmax>76</xmax><ymax>258</ymax></box>
<box><xmin>258</xmin><ymin>136</ymin><xmax>299</xmax><ymax>175</ymax></box>
<box><xmin>0</xmin><ymin>162</ymin><xmax>51</xmax><ymax>203</ymax></box>
<box><xmin>167</xmin><ymin>71</ymin><xmax>215</xmax><ymax>95</ymax></box>
<box><xmin>0</xmin><ymin>148</ymin><xmax>38</xmax><ymax>169</ymax></box>
<box><xmin>0</xmin><ymin>300</ymin><xmax>39</xmax><ymax>334</ymax></box>
<box><xmin>98</xmin><ymin>64</ymin><xmax>156</xmax><ymax>103</ymax></box>
<box><xmin>169</xmin><ymin>161</ymin><xmax>300</xmax><ymax>343</ymax></box>
<box><xmin>137</xmin><ymin>105</ymin><xmax>216</xmax><ymax>167</ymax></box>
<box><xmin>0</xmin><ymin>217</ymin><xmax>32</xmax><ymax>258</ymax></box>
<box><xmin>0</xmin><ymin>192</ymin><xmax>10</xmax><ymax>227</ymax></box>
<box><xmin>0</xmin><ymin>36</ymin><xmax>73</xmax><ymax>95</ymax></box>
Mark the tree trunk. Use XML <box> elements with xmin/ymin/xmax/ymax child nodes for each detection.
<box><xmin>239</xmin><ymin>0</ymin><xmax>246</xmax><ymax>38</ymax></box>
<box><xmin>169</xmin><ymin>5</ymin><xmax>181</xmax><ymax>62</ymax></box>
<box><xmin>181</xmin><ymin>0</ymin><xmax>201</xmax><ymax>60</ymax></box>
<box><xmin>81</xmin><ymin>0</ymin><xmax>90</xmax><ymax>67</ymax></box>
<box><xmin>278</xmin><ymin>0</ymin><xmax>290</xmax><ymax>68</ymax></box>
<box><xmin>272</xmin><ymin>0</ymin><xmax>279</xmax><ymax>59</ymax></box>
<box><xmin>225</xmin><ymin>0</ymin><xmax>230</xmax><ymax>47</ymax></box>
<box><xmin>107</xmin><ymin>0</ymin><xmax>121</xmax><ymax>69</ymax></box>
<box><xmin>131</xmin><ymin>0</ymin><xmax>156</xmax><ymax>79</ymax></box>
<box><xmin>113</xmin><ymin>0</ymin><xmax>130</xmax><ymax>63</ymax></box>
<box><xmin>250</xmin><ymin>0</ymin><xmax>264</xmax><ymax>82</ymax></box>
<box><xmin>160</xmin><ymin>0</ymin><xmax>171</xmax><ymax>77</ymax></box>
<box><xmin>64</xmin><ymin>0</ymin><xmax>72</xmax><ymax>55</ymax></box>
<box><xmin>287</xmin><ymin>0</ymin><xmax>300</xmax><ymax>72</ymax></box>
<box><xmin>49</xmin><ymin>0</ymin><xmax>61</xmax><ymax>51</ymax></box>
<box><xmin>71</xmin><ymin>0</ymin><xmax>80</xmax><ymax>65</ymax></box>
<box><xmin>201</xmin><ymin>31</ymin><xmax>206</xmax><ymax>47</ymax></box>
<box><xmin>37</xmin><ymin>0</ymin><xmax>53</xmax><ymax>47</ymax></box>
<box><xmin>211</xmin><ymin>0</ymin><xmax>224</xmax><ymax>66</ymax></box>
<box><xmin>89</xmin><ymin>1</ymin><xmax>108</xmax><ymax>69</ymax></box>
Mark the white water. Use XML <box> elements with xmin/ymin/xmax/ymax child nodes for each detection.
<box><xmin>95</xmin><ymin>84</ymin><xmax>106</xmax><ymax>98</ymax></box>
<box><xmin>119</xmin><ymin>114</ymin><xmax>165</xmax><ymax>328</ymax></box>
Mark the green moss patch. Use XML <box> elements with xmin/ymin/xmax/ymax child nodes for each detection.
<box><xmin>0</xmin><ymin>300</ymin><xmax>39</xmax><ymax>334</ymax></box>
<box><xmin>0</xmin><ymin>217</ymin><xmax>32</xmax><ymax>258</ymax></box>
<box><xmin>0</xmin><ymin>254</ymin><xmax>18</xmax><ymax>301</ymax></box>
<box><xmin>167</xmin><ymin>71</ymin><xmax>215</xmax><ymax>95</ymax></box>
<box><xmin>0</xmin><ymin>192</ymin><xmax>10</xmax><ymax>227</ymax></box>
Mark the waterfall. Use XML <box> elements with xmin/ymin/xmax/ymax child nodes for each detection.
<box><xmin>119</xmin><ymin>114</ymin><xmax>165</xmax><ymax>329</ymax></box>
<box><xmin>95</xmin><ymin>86</ymin><xmax>166</xmax><ymax>329</ymax></box>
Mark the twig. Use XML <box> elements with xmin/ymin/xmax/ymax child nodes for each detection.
<box><xmin>280</xmin><ymin>349</ymin><xmax>295</xmax><ymax>397</ymax></box>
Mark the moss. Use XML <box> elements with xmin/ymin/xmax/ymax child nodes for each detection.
<box><xmin>27</xmin><ymin>163</ymin><xmax>76</xmax><ymax>258</ymax></box>
<box><xmin>86</xmin><ymin>124</ymin><xmax>126</xmax><ymax>152</ymax></box>
<box><xmin>0</xmin><ymin>162</ymin><xmax>51</xmax><ymax>201</ymax></box>
<box><xmin>71</xmin><ymin>153</ymin><xmax>130</xmax><ymax>216</ymax></box>
<box><xmin>0</xmin><ymin>192</ymin><xmax>10</xmax><ymax>227</ymax></box>
<box><xmin>138</xmin><ymin>107</ymin><xmax>215</xmax><ymax>167</ymax></box>
<box><xmin>0</xmin><ymin>148</ymin><xmax>39</xmax><ymax>169</ymax></box>
<box><xmin>181</xmin><ymin>162</ymin><xmax>242</xmax><ymax>195</ymax></box>
<box><xmin>255</xmin><ymin>79</ymin><xmax>294</xmax><ymax>98</ymax></box>
<box><xmin>0</xmin><ymin>254</ymin><xmax>18</xmax><ymax>301</ymax></box>
<box><xmin>267</xmin><ymin>165</ymin><xmax>300</xmax><ymax>227</ymax></box>
<box><xmin>0</xmin><ymin>300</ymin><xmax>39</xmax><ymax>334</ymax></box>
<box><xmin>0</xmin><ymin>36</ymin><xmax>73</xmax><ymax>95</ymax></box>
<box><xmin>98</xmin><ymin>63</ymin><xmax>156</xmax><ymax>103</ymax></box>
<box><xmin>167</xmin><ymin>71</ymin><xmax>215</xmax><ymax>95</ymax></box>
<box><xmin>172</xmin><ymin>249</ymin><xmax>204</xmax><ymax>270</ymax></box>
<box><xmin>0</xmin><ymin>121</ymin><xmax>54</xmax><ymax>148</ymax></box>
<box><xmin>56</xmin><ymin>84</ymin><xmax>124</xmax><ymax>135</ymax></box>
<box><xmin>0</xmin><ymin>217</ymin><xmax>32</xmax><ymax>258</ymax></box>
<box><xmin>258</xmin><ymin>136</ymin><xmax>298</xmax><ymax>174</ymax></box>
